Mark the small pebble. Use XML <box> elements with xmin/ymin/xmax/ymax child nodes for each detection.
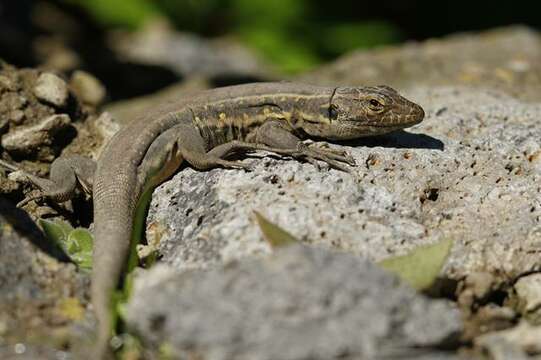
<box><xmin>33</xmin><ymin>72</ymin><xmax>69</xmax><ymax>107</ymax></box>
<box><xmin>70</xmin><ymin>70</ymin><xmax>106</xmax><ymax>106</ymax></box>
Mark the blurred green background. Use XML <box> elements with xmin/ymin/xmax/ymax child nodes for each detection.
<box><xmin>1</xmin><ymin>0</ymin><xmax>540</xmax><ymax>99</ymax></box>
<box><xmin>60</xmin><ymin>0</ymin><xmax>400</xmax><ymax>73</ymax></box>
<box><xmin>57</xmin><ymin>0</ymin><xmax>541</xmax><ymax>73</ymax></box>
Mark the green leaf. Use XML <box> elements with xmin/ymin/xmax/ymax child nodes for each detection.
<box><xmin>67</xmin><ymin>228</ymin><xmax>94</xmax><ymax>270</ymax></box>
<box><xmin>39</xmin><ymin>219</ymin><xmax>94</xmax><ymax>270</ymax></box>
<box><xmin>254</xmin><ymin>211</ymin><xmax>299</xmax><ymax>248</ymax></box>
<box><xmin>39</xmin><ymin>219</ymin><xmax>74</xmax><ymax>252</ymax></box>
<box><xmin>113</xmin><ymin>271</ymin><xmax>135</xmax><ymax>323</ymax></box>
<box><xmin>67</xmin><ymin>228</ymin><xmax>94</xmax><ymax>252</ymax></box>
<box><xmin>378</xmin><ymin>239</ymin><xmax>454</xmax><ymax>291</ymax></box>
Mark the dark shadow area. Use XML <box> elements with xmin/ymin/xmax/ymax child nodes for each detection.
<box><xmin>305</xmin><ymin>0</ymin><xmax>541</xmax><ymax>49</ymax></box>
<box><xmin>0</xmin><ymin>198</ymin><xmax>70</xmax><ymax>262</ymax></box>
<box><xmin>338</xmin><ymin>130</ymin><xmax>445</xmax><ymax>151</ymax></box>
<box><xmin>71</xmin><ymin>196</ymin><xmax>93</xmax><ymax>228</ymax></box>
<box><xmin>98</xmin><ymin>62</ymin><xmax>181</xmax><ymax>100</ymax></box>
<box><xmin>0</xmin><ymin>0</ymin><xmax>35</xmax><ymax>67</ymax></box>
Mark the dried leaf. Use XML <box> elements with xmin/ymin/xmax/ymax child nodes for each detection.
<box><xmin>378</xmin><ymin>239</ymin><xmax>454</xmax><ymax>290</ymax></box>
<box><xmin>254</xmin><ymin>211</ymin><xmax>299</xmax><ymax>248</ymax></box>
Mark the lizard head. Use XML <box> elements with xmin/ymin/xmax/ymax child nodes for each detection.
<box><xmin>317</xmin><ymin>85</ymin><xmax>424</xmax><ymax>140</ymax></box>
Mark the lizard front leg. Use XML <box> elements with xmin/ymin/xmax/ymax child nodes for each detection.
<box><xmin>206</xmin><ymin>120</ymin><xmax>356</xmax><ymax>173</ymax></box>
<box><xmin>138</xmin><ymin>123</ymin><xmax>253</xmax><ymax>178</ymax></box>
<box><xmin>0</xmin><ymin>155</ymin><xmax>96</xmax><ymax>207</ymax></box>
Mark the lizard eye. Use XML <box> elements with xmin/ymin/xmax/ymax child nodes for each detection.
<box><xmin>368</xmin><ymin>98</ymin><xmax>384</xmax><ymax>111</ymax></box>
<box><xmin>329</xmin><ymin>104</ymin><xmax>339</xmax><ymax>119</ymax></box>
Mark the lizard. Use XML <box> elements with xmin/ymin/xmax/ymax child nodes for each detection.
<box><xmin>0</xmin><ymin>82</ymin><xmax>424</xmax><ymax>358</ymax></box>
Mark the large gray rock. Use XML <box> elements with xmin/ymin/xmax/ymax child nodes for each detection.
<box><xmin>126</xmin><ymin>245</ymin><xmax>461</xmax><ymax>360</ymax></box>
<box><xmin>147</xmin><ymin>86</ymin><xmax>541</xmax><ymax>283</ymax></box>
<box><xmin>134</xmin><ymin>29</ymin><xmax>541</xmax><ymax>358</ymax></box>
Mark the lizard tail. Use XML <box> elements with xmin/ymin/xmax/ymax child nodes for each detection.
<box><xmin>91</xmin><ymin>178</ymin><xmax>136</xmax><ymax>359</ymax></box>
<box><xmin>91</xmin><ymin>218</ymin><xmax>133</xmax><ymax>359</ymax></box>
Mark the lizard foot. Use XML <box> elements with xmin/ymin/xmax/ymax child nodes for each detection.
<box><xmin>16</xmin><ymin>192</ymin><xmax>45</xmax><ymax>208</ymax></box>
<box><xmin>307</xmin><ymin>142</ymin><xmax>356</xmax><ymax>166</ymax></box>
<box><xmin>296</xmin><ymin>143</ymin><xmax>357</xmax><ymax>174</ymax></box>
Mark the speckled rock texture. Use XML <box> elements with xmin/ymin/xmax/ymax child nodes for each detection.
<box><xmin>143</xmin><ymin>84</ymin><xmax>541</xmax><ymax>357</ymax></box>
<box><xmin>126</xmin><ymin>245</ymin><xmax>462</xmax><ymax>360</ymax></box>
<box><xmin>147</xmin><ymin>86</ymin><xmax>541</xmax><ymax>283</ymax></box>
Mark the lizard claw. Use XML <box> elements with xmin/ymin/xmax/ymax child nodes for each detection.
<box><xmin>305</xmin><ymin>157</ymin><xmax>325</xmax><ymax>171</ymax></box>
<box><xmin>306</xmin><ymin>143</ymin><xmax>356</xmax><ymax>166</ymax></box>
<box><xmin>296</xmin><ymin>143</ymin><xmax>357</xmax><ymax>172</ymax></box>
<box><xmin>16</xmin><ymin>192</ymin><xmax>44</xmax><ymax>208</ymax></box>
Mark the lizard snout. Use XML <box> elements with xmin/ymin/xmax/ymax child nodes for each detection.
<box><xmin>409</xmin><ymin>103</ymin><xmax>425</xmax><ymax>125</ymax></box>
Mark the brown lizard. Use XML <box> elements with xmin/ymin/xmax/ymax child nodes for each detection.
<box><xmin>1</xmin><ymin>82</ymin><xmax>424</xmax><ymax>358</ymax></box>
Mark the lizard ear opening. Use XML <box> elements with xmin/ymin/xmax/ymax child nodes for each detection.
<box><xmin>329</xmin><ymin>104</ymin><xmax>339</xmax><ymax>120</ymax></box>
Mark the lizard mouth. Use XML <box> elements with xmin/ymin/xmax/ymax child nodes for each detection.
<box><xmin>330</xmin><ymin>123</ymin><xmax>408</xmax><ymax>140</ymax></box>
<box><xmin>343</xmin><ymin>121</ymin><xmax>409</xmax><ymax>130</ymax></box>
<box><xmin>364</xmin><ymin>116</ymin><xmax>423</xmax><ymax>129</ymax></box>
<box><xmin>363</xmin><ymin>123</ymin><xmax>408</xmax><ymax>128</ymax></box>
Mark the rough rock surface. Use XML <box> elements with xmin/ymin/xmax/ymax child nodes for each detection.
<box><xmin>126</xmin><ymin>245</ymin><xmax>461</xmax><ymax>360</ymax></box>
<box><xmin>1</xmin><ymin>113</ymin><xmax>71</xmax><ymax>153</ymax></box>
<box><xmin>476</xmin><ymin>321</ymin><xmax>541</xmax><ymax>357</ymax></box>
<box><xmin>0</xmin><ymin>64</ymin><xmax>105</xmax><ymax>212</ymax></box>
<box><xmin>511</xmin><ymin>274</ymin><xmax>541</xmax><ymax>324</ymax></box>
<box><xmin>144</xmin><ymin>84</ymin><xmax>541</xmax><ymax>357</ymax></box>
<box><xmin>147</xmin><ymin>86</ymin><xmax>541</xmax><ymax>282</ymax></box>
<box><xmin>0</xmin><ymin>199</ymin><xmax>89</xmax><ymax>358</ymax></box>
